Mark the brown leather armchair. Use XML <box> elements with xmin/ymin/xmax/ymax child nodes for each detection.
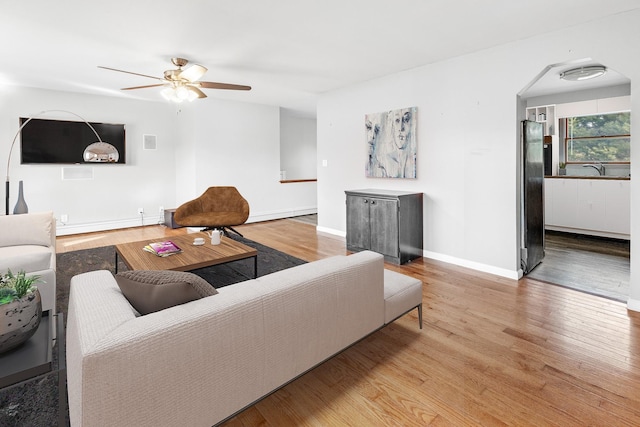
<box><xmin>174</xmin><ymin>187</ymin><xmax>250</xmax><ymax>236</ymax></box>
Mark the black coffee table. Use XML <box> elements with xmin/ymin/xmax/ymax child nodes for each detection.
<box><xmin>0</xmin><ymin>311</ymin><xmax>66</xmax><ymax>426</ymax></box>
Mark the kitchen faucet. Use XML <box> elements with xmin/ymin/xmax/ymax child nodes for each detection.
<box><xmin>583</xmin><ymin>163</ymin><xmax>605</xmax><ymax>176</ymax></box>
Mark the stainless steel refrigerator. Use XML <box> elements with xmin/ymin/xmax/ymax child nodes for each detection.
<box><xmin>522</xmin><ymin>120</ymin><xmax>544</xmax><ymax>274</ymax></box>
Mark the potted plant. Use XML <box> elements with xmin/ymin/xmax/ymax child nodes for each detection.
<box><xmin>0</xmin><ymin>270</ymin><xmax>42</xmax><ymax>354</ymax></box>
<box><xmin>559</xmin><ymin>162</ymin><xmax>567</xmax><ymax>176</ymax></box>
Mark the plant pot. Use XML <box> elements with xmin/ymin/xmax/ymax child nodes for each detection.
<box><xmin>0</xmin><ymin>289</ymin><xmax>42</xmax><ymax>354</ymax></box>
<box><xmin>559</xmin><ymin>169</ymin><xmax>566</xmax><ymax>176</ymax></box>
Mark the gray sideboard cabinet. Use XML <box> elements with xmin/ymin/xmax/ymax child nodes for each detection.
<box><xmin>345</xmin><ymin>189</ymin><xmax>423</xmax><ymax>265</ymax></box>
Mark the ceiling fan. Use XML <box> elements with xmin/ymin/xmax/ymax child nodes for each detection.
<box><xmin>99</xmin><ymin>57</ymin><xmax>251</xmax><ymax>102</ymax></box>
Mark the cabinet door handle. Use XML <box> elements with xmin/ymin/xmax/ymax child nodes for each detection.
<box><xmin>371</xmin><ymin>200</ymin><xmax>376</xmax><ymax>205</ymax></box>
<box><xmin>364</xmin><ymin>199</ymin><xmax>369</xmax><ymax>204</ymax></box>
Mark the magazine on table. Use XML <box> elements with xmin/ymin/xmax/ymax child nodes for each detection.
<box><xmin>143</xmin><ymin>240</ymin><xmax>182</xmax><ymax>257</ymax></box>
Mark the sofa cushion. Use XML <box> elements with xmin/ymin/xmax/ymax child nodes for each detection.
<box><xmin>0</xmin><ymin>246</ymin><xmax>54</xmax><ymax>273</ymax></box>
<box><xmin>0</xmin><ymin>211</ymin><xmax>53</xmax><ymax>248</ymax></box>
<box><xmin>383</xmin><ymin>269</ymin><xmax>422</xmax><ymax>324</ymax></box>
<box><xmin>115</xmin><ymin>270</ymin><xmax>218</xmax><ymax>315</ymax></box>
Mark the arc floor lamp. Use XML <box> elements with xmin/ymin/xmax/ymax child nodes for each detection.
<box><xmin>5</xmin><ymin>109</ymin><xmax>119</xmax><ymax>215</ymax></box>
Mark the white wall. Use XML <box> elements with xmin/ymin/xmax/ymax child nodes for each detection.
<box><xmin>0</xmin><ymin>86</ymin><xmax>317</xmax><ymax>234</ymax></box>
<box><xmin>316</xmin><ymin>8</ymin><xmax>640</xmax><ymax>303</ymax></box>
<box><xmin>317</xmin><ymin>47</ymin><xmax>524</xmax><ymax>278</ymax></box>
<box><xmin>175</xmin><ymin>99</ymin><xmax>317</xmax><ymax>222</ymax></box>
<box><xmin>0</xmin><ymin>86</ymin><xmax>179</xmax><ymax>234</ymax></box>
<box><xmin>279</xmin><ymin>110</ymin><xmax>317</xmax><ymax>180</ymax></box>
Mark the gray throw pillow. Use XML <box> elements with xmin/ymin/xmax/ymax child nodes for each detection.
<box><xmin>115</xmin><ymin>270</ymin><xmax>218</xmax><ymax>315</ymax></box>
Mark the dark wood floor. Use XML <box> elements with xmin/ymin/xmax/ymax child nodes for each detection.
<box><xmin>527</xmin><ymin>231</ymin><xmax>630</xmax><ymax>302</ymax></box>
<box><xmin>57</xmin><ymin>220</ymin><xmax>640</xmax><ymax>426</ymax></box>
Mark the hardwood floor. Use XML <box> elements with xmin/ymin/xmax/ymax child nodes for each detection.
<box><xmin>57</xmin><ymin>220</ymin><xmax>640</xmax><ymax>426</ymax></box>
<box><xmin>526</xmin><ymin>231</ymin><xmax>630</xmax><ymax>302</ymax></box>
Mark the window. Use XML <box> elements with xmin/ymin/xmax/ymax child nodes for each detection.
<box><xmin>564</xmin><ymin>112</ymin><xmax>630</xmax><ymax>163</ymax></box>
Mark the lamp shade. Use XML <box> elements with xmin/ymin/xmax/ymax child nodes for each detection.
<box><xmin>83</xmin><ymin>142</ymin><xmax>120</xmax><ymax>162</ymax></box>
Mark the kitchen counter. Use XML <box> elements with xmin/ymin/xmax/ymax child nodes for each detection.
<box><xmin>545</xmin><ymin>175</ymin><xmax>630</xmax><ymax>180</ymax></box>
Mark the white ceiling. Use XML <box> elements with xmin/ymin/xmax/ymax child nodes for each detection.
<box><xmin>1</xmin><ymin>1</ymin><xmax>638</xmax><ymax>116</ymax></box>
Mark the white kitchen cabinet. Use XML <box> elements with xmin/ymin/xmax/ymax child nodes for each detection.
<box><xmin>576</xmin><ymin>180</ymin><xmax>607</xmax><ymax>231</ymax></box>
<box><xmin>605</xmin><ymin>180</ymin><xmax>631</xmax><ymax>235</ymax></box>
<box><xmin>546</xmin><ymin>178</ymin><xmax>578</xmax><ymax>228</ymax></box>
<box><xmin>544</xmin><ymin>179</ymin><xmax>553</xmax><ymax>224</ymax></box>
<box><xmin>544</xmin><ymin>178</ymin><xmax>630</xmax><ymax>238</ymax></box>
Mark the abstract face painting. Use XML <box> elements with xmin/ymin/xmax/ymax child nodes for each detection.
<box><xmin>365</xmin><ymin>107</ymin><xmax>417</xmax><ymax>178</ymax></box>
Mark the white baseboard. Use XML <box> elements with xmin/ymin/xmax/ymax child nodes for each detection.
<box><xmin>56</xmin><ymin>212</ymin><xmax>524</xmax><ymax>283</ymax></box>
<box><xmin>316</xmin><ymin>226</ymin><xmax>345</xmax><ymax>237</ymax></box>
<box><xmin>626</xmin><ymin>298</ymin><xmax>640</xmax><ymax>312</ymax></box>
<box><xmin>246</xmin><ymin>207</ymin><xmax>317</xmax><ymax>224</ymax></box>
<box><xmin>56</xmin><ymin>215</ymin><xmax>164</xmax><ymax>236</ymax></box>
<box><xmin>314</xmin><ymin>227</ymin><xmax>519</xmax><ymax>280</ymax></box>
<box><xmin>423</xmin><ymin>250</ymin><xmax>520</xmax><ymax>280</ymax></box>
<box><xmin>55</xmin><ymin>207</ymin><xmax>318</xmax><ymax>236</ymax></box>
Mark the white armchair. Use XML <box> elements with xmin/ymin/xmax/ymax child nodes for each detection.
<box><xmin>0</xmin><ymin>211</ymin><xmax>56</xmax><ymax>312</ymax></box>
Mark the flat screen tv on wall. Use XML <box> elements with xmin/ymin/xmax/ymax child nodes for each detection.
<box><xmin>19</xmin><ymin>118</ymin><xmax>126</xmax><ymax>164</ymax></box>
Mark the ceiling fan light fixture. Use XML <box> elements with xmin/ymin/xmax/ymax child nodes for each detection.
<box><xmin>161</xmin><ymin>87</ymin><xmax>177</xmax><ymax>102</ymax></box>
<box><xmin>185</xmin><ymin>87</ymin><xmax>199</xmax><ymax>102</ymax></box>
<box><xmin>560</xmin><ymin>66</ymin><xmax>607</xmax><ymax>81</ymax></box>
<box><xmin>161</xmin><ymin>85</ymin><xmax>197</xmax><ymax>103</ymax></box>
<box><xmin>100</xmin><ymin>57</ymin><xmax>251</xmax><ymax>101</ymax></box>
<box><xmin>175</xmin><ymin>85</ymin><xmax>190</xmax><ymax>100</ymax></box>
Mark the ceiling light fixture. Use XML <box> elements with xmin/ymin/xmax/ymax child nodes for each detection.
<box><xmin>161</xmin><ymin>83</ymin><xmax>198</xmax><ymax>103</ymax></box>
<box><xmin>560</xmin><ymin>66</ymin><xmax>607</xmax><ymax>81</ymax></box>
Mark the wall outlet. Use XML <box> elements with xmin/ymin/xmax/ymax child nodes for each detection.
<box><xmin>60</xmin><ymin>214</ymin><xmax>68</xmax><ymax>223</ymax></box>
<box><xmin>159</xmin><ymin>206</ymin><xmax>164</xmax><ymax>213</ymax></box>
<box><xmin>137</xmin><ymin>207</ymin><xmax>144</xmax><ymax>215</ymax></box>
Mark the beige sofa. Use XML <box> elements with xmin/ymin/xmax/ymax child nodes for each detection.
<box><xmin>0</xmin><ymin>211</ymin><xmax>56</xmax><ymax>312</ymax></box>
<box><xmin>66</xmin><ymin>250</ymin><xmax>422</xmax><ymax>427</ymax></box>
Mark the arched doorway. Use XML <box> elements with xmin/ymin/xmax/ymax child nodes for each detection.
<box><xmin>518</xmin><ymin>58</ymin><xmax>631</xmax><ymax>302</ymax></box>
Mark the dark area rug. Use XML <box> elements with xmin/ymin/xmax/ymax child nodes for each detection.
<box><xmin>55</xmin><ymin>234</ymin><xmax>306</xmax><ymax>315</ymax></box>
<box><xmin>0</xmin><ymin>234</ymin><xmax>305</xmax><ymax>427</ymax></box>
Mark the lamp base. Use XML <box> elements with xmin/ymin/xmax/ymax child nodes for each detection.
<box><xmin>5</xmin><ymin>180</ymin><xmax>9</xmax><ymax>216</ymax></box>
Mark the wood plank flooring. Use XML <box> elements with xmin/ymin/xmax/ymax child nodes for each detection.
<box><xmin>526</xmin><ymin>231</ymin><xmax>630</xmax><ymax>302</ymax></box>
<box><xmin>57</xmin><ymin>219</ymin><xmax>640</xmax><ymax>426</ymax></box>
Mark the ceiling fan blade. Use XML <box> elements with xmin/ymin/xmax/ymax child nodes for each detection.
<box><xmin>98</xmin><ymin>66</ymin><xmax>163</xmax><ymax>81</ymax></box>
<box><xmin>179</xmin><ymin>64</ymin><xmax>207</xmax><ymax>82</ymax></box>
<box><xmin>121</xmin><ymin>84</ymin><xmax>166</xmax><ymax>91</ymax></box>
<box><xmin>199</xmin><ymin>81</ymin><xmax>252</xmax><ymax>91</ymax></box>
<box><xmin>188</xmin><ymin>86</ymin><xmax>208</xmax><ymax>98</ymax></box>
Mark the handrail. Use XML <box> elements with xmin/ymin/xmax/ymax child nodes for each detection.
<box><xmin>279</xmin><ymin>179</ymin><xmax>317</xmax><ymax>184</ymax></box>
